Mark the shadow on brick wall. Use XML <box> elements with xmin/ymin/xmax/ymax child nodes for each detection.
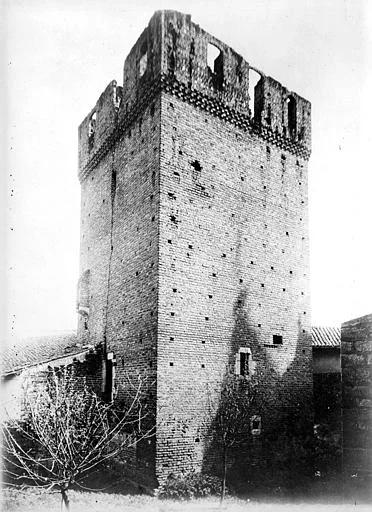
<box><xmin>201</xmin><ymin>296</ymin><xmax>314</xmax><ymax>492</ymax></box>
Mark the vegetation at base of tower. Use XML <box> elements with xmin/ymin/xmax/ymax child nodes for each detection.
<box><xmin>242</xmin><ymin>403</ymin><xmax>342</xmax><ymax>495</ymax></box>
<box><xmin>2</xmin><ymin>367</ymin><xmax>154</xmax><ymax>511</ymax></box>
<box><xmin>158</xmin><ymin>471</ymin><xmax>225</xmax><ymax>499</ymax></box>
<box><xmin>260</xmin><ymin>401</ymin><xmax>314</xmax><ymax>488</ymax></box>
<box><xmin>206</xmin><ymin>375</ymin><xmax>341</xmax><ymax>497</ymax></box>
<box><xmin>312</xmin><ymin>423</ymin><xmax>342</xmax><ymax>478</ymax></box>
<box><xmin>209</xmin><ymin>371</ymin><xmax>262</xmax><ymax>501</ymax></box>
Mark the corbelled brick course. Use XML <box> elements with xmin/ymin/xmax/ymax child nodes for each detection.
<box><xmin>77</xmin><ymin>10</ymin><xmax>313</xmax><ymax>486</ymax></box>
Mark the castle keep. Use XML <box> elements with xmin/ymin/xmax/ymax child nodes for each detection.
<box><xmin>77</xmin><ymin>11</ymin><xmax>312</xmax><ymax>485</ymax></box>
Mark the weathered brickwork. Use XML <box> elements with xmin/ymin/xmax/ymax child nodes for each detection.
<box><xmin>77</xmin><ymin>10</ymin><xmax>312</xmax><ymax>486</ymax></box>
<box><xmin>341</xmin><ymin>314</ymin><xmax>372</xmax><ymax>477</ymax></box>
<box><xmin>157</xmin><ymin>91</ymin><xmax>312</xmax><ymax>476</ymax></box>
<box><xmin>78</xmin><ymin>84</ymin><xmax>160</xmax><ymax>482</ymax></box>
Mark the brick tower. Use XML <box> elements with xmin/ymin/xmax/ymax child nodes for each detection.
<box><xmin>76</xmin><ymin>11</ymin><xmax>312</xmax><ymax>486</ymax></box>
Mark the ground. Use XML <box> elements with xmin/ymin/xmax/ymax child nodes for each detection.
<box><xmin>2</xmin><ymin>485</ymin><xmax>371</xmax><ymax>512</ymax></box>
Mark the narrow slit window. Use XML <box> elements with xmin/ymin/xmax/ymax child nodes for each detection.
<box><xmin>111</xmin><ymin>169</ymin><xmax>117</xmax><ymax>201</ymax></box>
<box><xmin>104</xmin><ymin>352</ymin><xmax>116</xmax><ymax>402</ymax></box>
<box><xmin>235</xmin><ymin>347</ymin><xmax>253</xmax><ymax>377</ymax></box>
<box><xmin>287</xmin><ymin>95</ymin><xmax>297</xmax><ymax>137</ymax></box>
<box><xmin>240</xmin><ymin>352</ymin><xmax>249</xmax><ymax>376</ymax></box>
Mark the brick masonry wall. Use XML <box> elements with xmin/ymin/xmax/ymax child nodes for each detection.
<box><xmin>105</xmin><ymin>99</ymin><xmax>160</xmax><ymax>483</ymax></box>
<box><xmin>79</xmin><ymin>97</ymin><xmax>161</xmax><ymax>485</ymax></box>
<box><xmin>341</xmin><ymin>314</ymin><xmax>372</xmax><ymax>476</ymax></box>
<box><xmin>78</xmin><ymin>81</ymin><xmax>122</xmax><ymax>346</ymax></box>
<box><xmin>77</xmin><ymin>9</ymin><xmax>313</xmax><ymax>486</ymax></box>
<box><xmin>156</xmin><ymin>92</ymin><xmax>312</xmax><ymax>480</ymax></box>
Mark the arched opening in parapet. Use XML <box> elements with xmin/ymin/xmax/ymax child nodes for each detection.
<box><xmin>248</xmin><ymin>69</ymin><xmax>262</xmax><ymax>120</ymax></box>
<box><xmin>139</xmin><ymin>41</ymin><xmax>148</xmax><ymax>78</ymax></box>
<box><xmin>88</xmin><ymin>112</ymin><xmax>96</xmax><ymax>151</ymax></box>
<box><xmin>88</xmin><ymin>112</ymin><xmax>97</xmax><ymax>138</ymax></box>
<box><xmin>287</xmin><ymin>95</ymin><xmax>297</xmax><ymax>138</ymax></box>
<box><xmin>207</xmin><ymin>43</ymin><xmax>223</xmax><ymax>90</ymax></box>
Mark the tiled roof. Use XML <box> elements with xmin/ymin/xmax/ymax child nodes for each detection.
<box><xmin>1</xmin><ymin>332</ymin><xmax>90</xmax><ymax>375</ymax></box>
<box><xmin>312</xmin><ymin>326</ymin><xmax>341</xmax><ymax>347</ymax></box>
<box><xmin>2</xmin><ymin>327</ymin><xmax>340</xmax><ymax>373</ymax></box>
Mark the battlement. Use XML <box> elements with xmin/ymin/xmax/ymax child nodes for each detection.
<box><xmin>78</xmin><ymin>10</ymin><xmax>311</xmax><ymax>180</ymax></box>
<box><xmin>78</xmin><ymin>81</ymin><xmax>122</xmax><ymax>171</ymax></box>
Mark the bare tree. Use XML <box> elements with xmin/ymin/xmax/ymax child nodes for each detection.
<box><xmin>2</xmin><ymin>367</ymin><xmax>154</xmax><ymax>511</ymax></box>
<box><xmin>211</xmin><ymin>371</ymin><xmax>262</xmax><ymax>501</ymax></box>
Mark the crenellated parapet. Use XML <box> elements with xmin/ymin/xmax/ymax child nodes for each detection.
<box><xmin>78</xmin><ymin>10</ymin><xmax>311</xmax><ymax>182</ymax></box>
<box><xmin>78</xmin><ymin>81</ymin><xmax>122</xmax><ymax>173</ymax></box>
<box><xmin>254</xmin><ymin>76</ymin><xmax>311</xmax><ymax>148</ymax></box>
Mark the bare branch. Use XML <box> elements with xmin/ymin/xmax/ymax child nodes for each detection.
<box><xmin>2</xmin><ymin>366</ymin><xmax>154</xmax><ymax>506</ymax></box>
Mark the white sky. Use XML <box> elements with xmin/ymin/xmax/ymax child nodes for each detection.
<box><xmin>3</xmin><ymin>0</ymin><xmax>372</xmax><ymax>343</ymax></box>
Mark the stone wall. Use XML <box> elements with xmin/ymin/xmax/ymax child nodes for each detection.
<box><xmin>341</xmin><ymin>314</ymin><xmax>372</xmax><ymax>477</ymax></box>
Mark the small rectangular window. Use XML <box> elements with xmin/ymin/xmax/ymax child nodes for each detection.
<box><xmin>250</xmin><ymin>415</ymin><xmax>262</xmax><ymax>435</ymax></box>
<box><xmin>239</xmin><ymin>352</ymin><xmax>249</xmax><ymax>376</ymax></box>
<box><xmin>273</xmin><ymin>335</ymin><xmax>283</xmax><ymax>345</ymax></box>
<box><xmin>235</xmin><ymin>347</ymin><xmax>252</xmax><ymax>376</ymax></box>
<box><xmin>252</xmin><ymin>419</ymin><xmax>260</xmax><ymax>429</ymax></box>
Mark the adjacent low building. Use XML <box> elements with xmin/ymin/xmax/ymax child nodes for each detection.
<box><xmin>1</xmin><ymin>333</ymin><xmax>97</xmax><ymax>420</ymax></box>
<box><xmin>312</xmin><ymin>326</ymin><xmax>341</xmax><ymax>440</ymax></box>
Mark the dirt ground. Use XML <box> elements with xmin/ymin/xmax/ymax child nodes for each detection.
<box><xmin>2</xmin><ymin>485</ymin><xmax>371</xmax><ymax>512</ymax></box>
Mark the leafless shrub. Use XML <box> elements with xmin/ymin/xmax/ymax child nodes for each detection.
<box><xmin>2</xmin><ymin>367</ymin><xmax>154</xmax><ymax>510</ymax></box>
